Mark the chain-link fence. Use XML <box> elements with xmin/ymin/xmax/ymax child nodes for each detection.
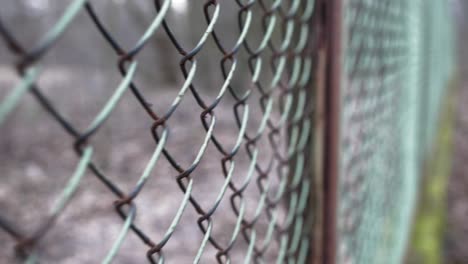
<box><xmin>0</xmin><ymin>0</ymin><xmax>319</xmax><ymax>263</ymax></box>
<box><xmin>0</xmin><ymin>0</ymin><xmax>457</xmax><ymax>263</ymax></box>
<box><xmin>338</xmin><ymin>0</ymin><xmax>455</xmax><ymax>263</ymax></box>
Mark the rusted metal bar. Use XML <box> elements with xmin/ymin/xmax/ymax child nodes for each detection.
<box><xmin>323</xmin><ymin>0</ymin><xmax>342</xmax><ymax>263</ymax></box>
<box><xmin>308</xmin><ymin>46</ymin><xmax>327</xmax><ymax>264</ymax></box>
<box><xmin>303</xmin><ymin>1</ymin><xmax>328</xmax><ymax>263</ymax></box>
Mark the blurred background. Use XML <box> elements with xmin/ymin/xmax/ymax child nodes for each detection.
<box><xmin>443</xmin><ymin>0</ymin><xmax>468</xmax><ymax>263</ymax></box>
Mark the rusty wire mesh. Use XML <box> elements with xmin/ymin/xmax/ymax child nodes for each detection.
<box><xmin>0</xmin><ymin>0</ymin><xmax>318</xmax><ymax>263</ymax></box>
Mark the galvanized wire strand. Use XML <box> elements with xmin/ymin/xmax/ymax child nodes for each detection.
<box><xmin>0</xmin><ymin>67</ymin><xmax>38</xmax><ymax>125</ymax></box>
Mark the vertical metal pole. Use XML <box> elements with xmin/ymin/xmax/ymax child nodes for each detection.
<box><xmin>323</xmin><ymin>0</ymin><xmax>342</xmax><ymax>263</ymax></box>
<box><xmin>306</xmin><ymin>1</ymin><xmax>328</xmax><ymax>262</ymax></box>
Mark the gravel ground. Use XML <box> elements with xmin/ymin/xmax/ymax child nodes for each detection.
<box><xmin>0</xmin><ymin>66</ymin><xmax>287</xmax><ymax>263</ymax></box>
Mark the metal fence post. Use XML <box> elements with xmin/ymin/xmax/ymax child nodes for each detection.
<box><xmin>323</xmin><ymin>0</ymin><xmax>342</xmax><ymax>263</ymax></box>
